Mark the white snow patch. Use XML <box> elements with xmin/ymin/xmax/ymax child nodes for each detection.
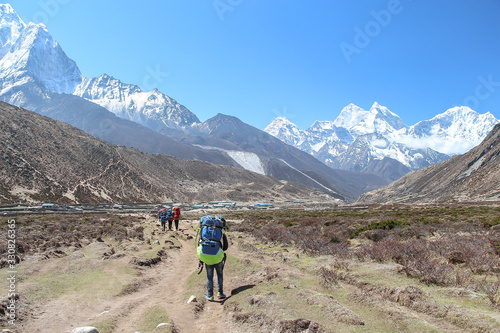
<box><xmin>311</xmin><ymin>141</ymin><xmax>326</xmax><ymax>152</ymax></box>
<box><xmin>458</xmin><ymin>155</ymin><xmax>486</xmax><ymax>179</ymax></box>
<box><xmin>225</xmin><ymin>150</ymin><xmax>265</xmax><ymax>175</ymax></box>
<box><xmin>193</xmin><ymin>145</ymin><xmax>265</xmax><ymax>175</ymax></box>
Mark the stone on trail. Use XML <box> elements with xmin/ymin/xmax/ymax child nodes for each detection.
<box><xmin>187</xmin><ymin>295</ymin><xmax>197</xmax><ymax>303</ymax></box>
<box><xmin>71</xmin><ymin>327</ymin><xmax>99</xmax><ymax>333</ymax></box>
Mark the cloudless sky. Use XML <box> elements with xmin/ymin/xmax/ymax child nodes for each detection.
<box><xmin>6</xmin><ymin>0</ymin><xmax>500</xmax><ymax>130</ymax></box>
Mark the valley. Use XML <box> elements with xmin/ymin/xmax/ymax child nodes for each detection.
<box><xmin>1</xmin><ymin>204</ymin><xmax>500</xmax><ymax>332</ymax></box>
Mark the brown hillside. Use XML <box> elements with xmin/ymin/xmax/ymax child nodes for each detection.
<box><xmin>357</xmin><ymin>123</ymin><xmax>500</xmax><ymax>203</ymax></box>
<box><xmin>0</xmin><ymin>101</ymin><xmax>333</xmax><ymax>204</ymax></box>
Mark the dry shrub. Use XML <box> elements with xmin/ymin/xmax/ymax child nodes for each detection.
<box><xmin>385</xmin><ymin>285</ymin><xmax>429</xmax><ymax>307</ymax></box>
<box><xmin>331</xmin><ymin>259</ymin><xmax>350</xmax><ymax>271</ymax></box>
<box><xmin>324</xmin><ymin>241</ymin><xmax>351</xmax><ymax>259</ymax></box>
<box><xmin>365</xmin><ymin>240</ymin><xmax>403</xmax><ymax>262</ymax></box>
<box><xmin>238</xmin><ymin>240</ymin><xmax>258</xmax><ymax>253</ymax></box>
<box><xmin>401</xmin><ymin>259</ymin><xmax>454</xmax><ymax>286</ymax></box>
<box><xmin>454</xmin><ymin>269</ymin><xmax>473</xmax><ymax>288</ymax></box>
<box><xmin>479</xmin><ymin>279</ymin><xmax>500</xmax><ymax>307</ymax></box>
<box><xmin>363</xmin><ymin>229</ymin><xmax>389</xmax><ymax>242</ymax></box>
<box><xmin>317</xmin><ymin>267</ymin><xmax>339</xmax><ymax>289</ymax></box>
<box><xmin>279</xmin><ymin>318</ymin><xmax>327</xmax><ymax>333</ymax></box>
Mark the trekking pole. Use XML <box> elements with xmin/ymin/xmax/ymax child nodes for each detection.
<box><xmin>197</xmin><ymin>260</ymin><xmax>204</xmax><ymax>274</ymax></box>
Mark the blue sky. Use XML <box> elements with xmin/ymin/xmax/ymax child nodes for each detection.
<box><xmin>7</xmin><ymin>0</ymin><xmax>500</xmax><ymax>130</ymax></box>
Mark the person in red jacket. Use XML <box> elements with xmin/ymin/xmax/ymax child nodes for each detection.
<box><xmin>173</xmin><ymin>206</ymin><xmax>181</xmax><ymax>231</ymax></box>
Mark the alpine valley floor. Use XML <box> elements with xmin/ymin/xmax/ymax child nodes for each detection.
<box><xmin>1</xmin><ymin>204</ymin><xmax>500</xmax><ymax>332</ymax></box>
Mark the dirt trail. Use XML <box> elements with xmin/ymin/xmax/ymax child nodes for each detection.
<box><xmin>112</xmin><ymin>229</ymin><xmax>198</xmax><ymax>332</ymax></box>
<box><xmin>111</xmin><ymin>221</ymin><xmax>216</xmax><ymax>333</ymax></box>
<box><xmin>16</xmin><ymin>219</ymin><xmax>234</xmax><ymax>333</ymax></box>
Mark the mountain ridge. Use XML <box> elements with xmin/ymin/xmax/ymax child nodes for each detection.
<box><xmin>0</xmin><ymin>100</ymin><xmax>332</xmax><ymax>204</ymax></box>
<box><xmin>356</xmin><ymin>122</ymin><xmax>500</xmax><ymax>203</ymax></box>
<box><xmin>0</xmin><ymin>5</ymin><xmax>389</xmax><ymax>202</ymax></box>
<box><xmin>265</xmin><ymin>103</ymin><xmax>498</xmax><ymax>181</ymax></box>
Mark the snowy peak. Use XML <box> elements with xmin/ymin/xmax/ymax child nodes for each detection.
<box><xmin>265</xmin><ymin>116</ymin><xmax>300</xmax><ymax>137</ymax></box>
<box><xmin>75</xmin><ymin>74</ymin><xmax>142</xmax><ymax>101</ymax></box>
<box><xmin>333</xmin><ymin>103</ymin><xmax>406</xmax><ymax>136</ymax></box>
<box><xmin>410</xmin><ymin>106</ymin><xmax>498</xmax><ymax>140</ymax></box>
<box><xmin>264</xmin><ymin>102</ymin><xmax>499</xmax><ymax>181</ymax></box>
<box><xmin>406</xmin><ymin>106</ymin><xmax>499</xmax><ymax>154</ymax></box>
<box><xmin>0</xmin><ymin>17</ymin><xmax>82</xmax><ymax>94</ymax></box>
<box><xmin>369</xmin><ymin>102</ymin><xmax>406</xmax><ymax>131</ymax></box>
<box><xmin>0</xmin><ymin>5</ymin><xmax>199</xmax><ymax>130</ymax></box>
<box><xmin>332</xmin><ymin>103</ymin><xmax>366</xmax><ymax>129</ymax></box>
<box><xmin>74</xmin><ymin>73</ymin><xmax>200</xmax><ymax>129</ymax></box>
<box><xmin>0</xmin><ymin>3</ymin><xmax>25</xmax><ymax>58</ymax></box>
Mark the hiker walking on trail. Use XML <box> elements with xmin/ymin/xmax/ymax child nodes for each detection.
<box><xmin>157</xmin><ymin>207</ymin><xmax>168</xmax><ymax>231</ymax></box>
<box><xmin>172</xmin><ymin>206</ymin><xmax>181</xmax><ymax>231</ymax></box>
<box><xmin>166</xmin><ymin>208</ymin><xmax>174</xmax><ymax>231</ymax></box>
<box><xmin>196</xmin><ymin>216</ymin><xmax>228</xmax><ymax>301</ymax></box>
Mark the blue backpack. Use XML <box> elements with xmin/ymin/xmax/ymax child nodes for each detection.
<box><xmin>158</xmin><ymin>209</ymin><xmax>168</xmax><ymax>222</ymax></box>
<box><xmin>197</xmin><ymin>216</ymin><xmax>225</xmax><ymax>265</ymax></box>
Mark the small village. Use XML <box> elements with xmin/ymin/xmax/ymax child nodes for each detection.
<box><xmin>0</xmin><ymin>200</ymin><xmax>290</xmax><ymax>216</ymax></box>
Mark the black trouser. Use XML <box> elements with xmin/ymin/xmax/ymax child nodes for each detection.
<box><xmin>168</xmin><ymin>219</ymin><xmax>179</xmax><ymax>230</ymax></box>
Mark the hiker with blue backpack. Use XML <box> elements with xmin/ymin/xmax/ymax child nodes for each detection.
<box><xmin>196</xmin><ymin>216</ymin><xmax>229</xmax><ymax>301</ymax></box>
<box><xmin>166</xmin><ymin>207</ymin><xmax>175</xmax><ymax>231</ymax></box>
<box><xmin>157</xmin><ymin>208</ymin><xmax>168</xmax><ymax>231</ymax></box>
<box><xmin>157</xmin><ymin>207</ymin><xmax>174</xmax><ymax>231</ymax></box>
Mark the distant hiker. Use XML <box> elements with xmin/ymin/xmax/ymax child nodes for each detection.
<box><xmin>157</xmin><ymin>208</ymin><xmax>168</xmax><ymax>231</ymax></box>
<box><xmin>166</xmin><ymin>208</ymin><xmax>174</xmax><ymax>230</ymax></box>
<box><xmin>196</xmin><ymin>216</ymin><xmax>228</xmax><ymax>301</ymax></box>
<box><xmin>172</xmin><ymin>206</ymin><xmax>181</xmax><ymax>231</ymax></box>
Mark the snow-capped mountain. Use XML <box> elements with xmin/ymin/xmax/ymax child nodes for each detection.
<box><xmin>73</xmin><ymin>74</ymin><xmax>200</xmax><ymax>131</ymax></box>
<box><xmin>1</xmin><ymin>3</ymin><xmax>497</xmax><ymax>187</ymax></box>
<box><xmin>0</xmin><ymin>4</ymin><xmax>390</xmax><ymax>201</ymax></box>
<box><xmin>0</xmin><ymin>3</ymin><xmax>24</xmax><ymax>58</ymax></box>
<box><xmin>265</xmin><ymin>103</ymin><xmax>499</xmax><ymax>181</ymax></box>
<box><xmin>333</xmin><ymin>102</ymin><xmax>406</xmax><ymax>137</ymax></box>
<box><xmin>0</xmin><ymin>19</ymin><xmax>82</xmax><ymax>94</ymax></box>
<box><xmin>405</xmin><ymin>106</ymin><xmax>498</xmax><ymax>154</ymax></box>
<box><xmin>0</xmin><ymin>3</ymin><xmax>196</xmax><ymax>130</ymax></box>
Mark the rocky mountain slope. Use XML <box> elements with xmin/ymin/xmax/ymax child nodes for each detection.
<box><xmin>265</xmin><ymin>103</ymin><xmax>498</xmax><ymax>182</ymax></box>
<box><xmin>0</xmin><ymin>101</ymin><xmax>332</xmax><ymax>204</ymax></box>
<box><xmin>357</xmin><ymin>122</ymin><xmax>500</xmax><ymax>203</ymax></box>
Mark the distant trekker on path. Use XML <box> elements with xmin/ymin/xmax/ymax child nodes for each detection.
<box><xmin>172</xmin><ymin>206</ymin><xmax>181</xmax><ymax>231</ymax></box>
<box><xmin>166</xmin><ymin>207</ymin><xmax>174</xmax><ymax>231</ymax></box>
<box><xmin>196</xmin><ymin>216</ymin><xmax>228</xmax><ymax>301</ymax></box>
<box><xmin>157</xmin><ymin>207</ymin><xmax>168</xmax><ymax>231</ymax></box>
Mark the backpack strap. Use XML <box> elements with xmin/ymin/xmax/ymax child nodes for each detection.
<box><xmin>197</xmin><ymin>260</ymin><xmax>204</xmax><ymax>274</ymax></box>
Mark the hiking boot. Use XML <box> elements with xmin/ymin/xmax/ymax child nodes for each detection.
<box><xmin>205</xmin><ymin>295</ymin><xmax>214</xmax><ymax>301</ymax></box>
<box><xmin>217</xmin><ymin>292</ymin><xmax>226</xmax><ymax>299</ymax></box>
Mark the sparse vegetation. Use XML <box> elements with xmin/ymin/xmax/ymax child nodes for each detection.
<box><xmin>137</xmin><ymin>305</ymin><xmax>172</xmax><ymax>333</ymax></box>
<box><xmin>2</xmin><ymin>204</ymin><xmax>500</xmax><ymax>332</ymax></box>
